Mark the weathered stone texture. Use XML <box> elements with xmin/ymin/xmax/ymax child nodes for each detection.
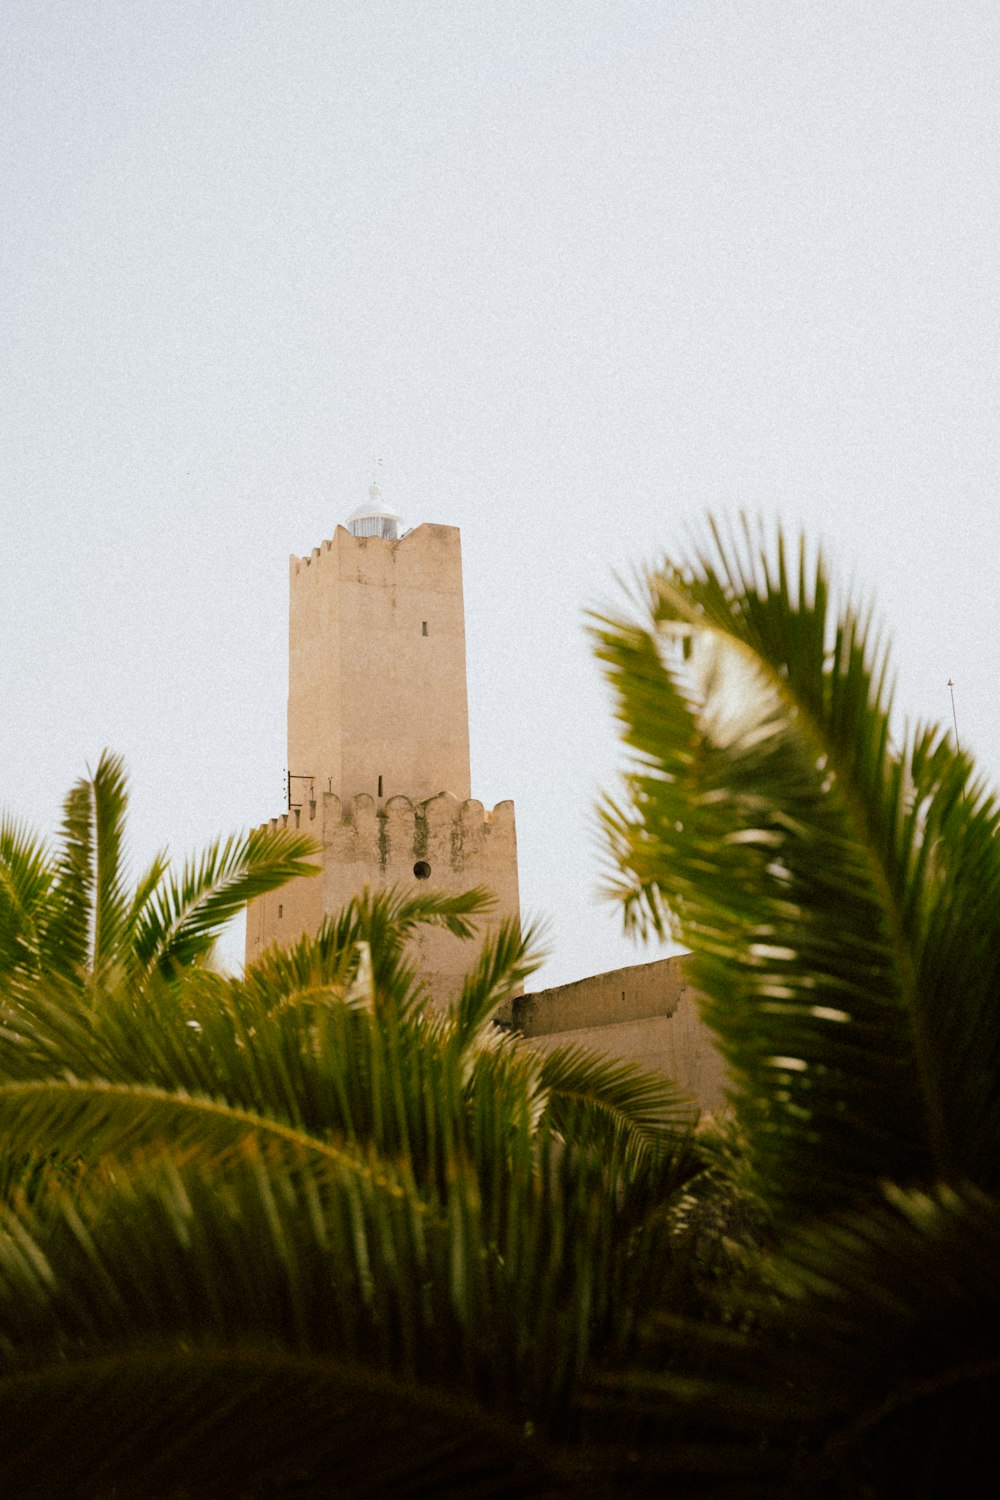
<box><xmin>246</xmin><ymin>791</ymin><xmax>519</xmax><ymax>1006</ymax></box>
<box><xmin>503</xmin><ymin>956</ymin><xmax>727</xmax><ymax>1114</ymax></box>
<box><xmin>287</xmin><ymin>523</ymin><xmax>472</xmax><ymax>806</ymax></box>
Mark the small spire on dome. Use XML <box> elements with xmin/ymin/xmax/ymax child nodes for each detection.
<box><xmin>368</xmin><ymin>457</ymin><xmax>383</xmax><ymax>503</ymax></box>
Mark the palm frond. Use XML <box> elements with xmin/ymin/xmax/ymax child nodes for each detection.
<box><xmin>898</xmin><ymin>725</ymin><xmax>1000</xmax><ymax>1189</ymax></box>
<box><xmin>598</xmin><ymin>1183</ymin><xmax>1000</xmax><ymax>1496</ymax></box>
<box><xmin>2</xmin><ymin>755</ymin><xmax>322</xmax><ymax>995</ymax></box>
<box><xmin>452</xmin><ymin>916</ymin><xmax>544</xmax><ymax>1051</ymax></box>
<box><xmin>87</xmin><ymin>750</ymin><xmax>132</xmax><ymax>979</ymax></box>
<box><xmin>536</xmin><ymin>1042</ymin><xmax>696</xmax><ymax>1158</ymax></box>
<box><xmin>43</xmin><ymin>773</ymin><xmax>96</xmax><ymax>979</ymax></box>
<box><xmin>0</xmin><ymin>815</ymin><xmax>53</xmax><ymax>981</ymax></box>
<box><xmin>591</xmin><ymin>516</ymin><xmax>1000</xmax><ymax>1225</ymax></box>
<box><xmin>532</xmin><ymin>1044</ymin><xmax>702</xmax><ymax>1250</ymax></box>
<box><xmin>120</xmin><ymin>845</ymin><xmax>170</xmax><ymax>969</ymax></box>
<box><xmin>0</xmin><ymin>957</ymin><xmax>537</xmax><ymax>1209</ymax></box>
<box><xmin>0</xmin><ymin>1128</ymin><xmax>680</xmax><ymax>1492</ymax></box>
<box><xmin>245</xmin><ymin>884</ymin><xmax>496</xmax><ymax>1009</ymax></box>
<box><xmin>0</xmin><ymin>1077</ymin><xmax>392</xmax><ymax>1184</ymax></box>
<box><xmin>0</xmin><ymin>1148</ymin><xmax>567</xmax><ymax>1498</ymax></box>
<box><xmin>770</xmin><ymin>1182</ymin><xmax>1000</xmax><ymax>1495</ymax></box>
<box><xmin>0</xmin><ymin>966</ymin><xmax>376</xmax><ymax>1152</ymax></box>
<box><xmin>133</xmin><ymin>824</ymin><xmax>320</xmax><ymax>978</ymax></box>
<box><xmin>321</xmin><ymin>883</ymin><xmax>497</xmax><ymax>949</ymax></box>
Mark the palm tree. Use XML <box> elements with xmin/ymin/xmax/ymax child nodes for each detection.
<box><xmin>0</xmin><ymin>755</ymin><xmax>699</xmax><ymax>1497</ymax></box>
<box><xmin>590</xmin><ymin>516</ymin><xmax>1000</xmax><ymax>1495</ymax></box>
<box><xmin>0</xmin><ymin>749</ymin><xmax>319</xmax><ymax>989</ymax></box>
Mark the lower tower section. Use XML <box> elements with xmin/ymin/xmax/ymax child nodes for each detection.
<box><xmin>245</xmin><ymin>791</ymin><xmax>519</xmax><ymax>1007</ymax></box>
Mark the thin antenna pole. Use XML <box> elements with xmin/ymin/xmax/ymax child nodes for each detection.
<box><xmin>947</xmin><ymin>678</ymin><xmax>959</xmax><ymax>748</ymax></box>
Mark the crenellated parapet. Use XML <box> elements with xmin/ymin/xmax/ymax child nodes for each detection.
<box><xmin>317</xmin><ymin>791</ymin><xmax>517</xmax><ymax>879</ymax></box>
<box><xmin>290</xmin><ymin>533</ymin><xmax>337</xmax><ymax>578</ymax></box>
<box><xmin>289</xmin><ymin>522</ymin><xmax>458</xmax><ymax>578</ymax></box>
<box><xmin>256</xmin><ymin>808</ymin><xmax>303</xmax><ymax>835</ymax></box>
<box><xmin>246</xmin><ymin>786</ymin><xmax>520</xmax><ymax>990</ymax></box>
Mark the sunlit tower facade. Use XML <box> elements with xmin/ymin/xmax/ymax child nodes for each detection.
<box><xmin>245</xmin><ymin>483</ymin><xmax>520</xmax><ymax>1002</ymax></box>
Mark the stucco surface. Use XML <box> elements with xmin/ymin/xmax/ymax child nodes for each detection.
<box><xmin>287</xmin><ymin>523</ymin><xmax>472</xmax><ymax>807</ymax></box>
<box><xmin>506</xmin><ymin>956</ymin><xmax>728</xmax><ymax>1114</ymax></box>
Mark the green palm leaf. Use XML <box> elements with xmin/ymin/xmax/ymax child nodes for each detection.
<box><xmin>0</xmin><ymin>751</ymin><xmax>320</xmax><ymax>992</ymax></box>
<box><xmin>39</xmin><ymin>751</ymin><xmax>135</xmax><ymax>980</ymax></box>
<box><xmin>592</xmin><ymin>516</ymin><xmax>1000</xmax><ymax>1226</ymax></box>
<box><xmin>604</xmin><ymin>1184</ymin><xmax>1000</xmax><ymax>1496</ymax></box>
<box><xmin>131</xmin><ymin>823</ymin><xmax>320</xmax><ymax>979</ymax></box>
<box><xmin>0</xmin><ymin>815</ymin><xmax>53</xmax><ymax>981</ymax></box>
<box><xmin>42</xmin><ymin>775</ymin><xmax>96</xmax><ymax>979</ymax></box>
<box><xmin>0</xmin><ymin>752</ymin><xmax>736</xmax><ymax>1491</ymax></box>
<box><xmin>0</xmin><ymin>1123</ymin><xmax>685</xmax><ymax>1496</ymax></box>
<box><xmin>537</xmin><ymin>1043</ymin><xmax>696</xmax><ymax>1154</ymax></box>
<box><xmin>244</xmin><ymin>884</ymin><xmax>497</xmax><ymax>1013</ymax></box>
<box><xmin>0</xmin><ymin>1149</ymin><xmax>565</xmax><ymax>1498</ymax></box>
<box><xmin>452</xmin><ymin>915</ymin><xmax>543</xmax><ymax>1050</ymax></box>
<box><xmin>88</xmin><ymin>750</ymin><xmax>133</xmax><ymax>976</ymax></box>
<box><xmin>770</xmin><ymin>1183</ymin><xmax>1000</xmax><ymax>1495</ymax></box>
<box><xmin>0</xmin><ymin>1076</ymin><xmax>385</xmax><ymax>1182</ymax></box>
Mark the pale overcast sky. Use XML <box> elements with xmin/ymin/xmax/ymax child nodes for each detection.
<box><xmin>3</xmin><ymin>1</ymin><xmax>998</xmax><ymax>985</ymax></box>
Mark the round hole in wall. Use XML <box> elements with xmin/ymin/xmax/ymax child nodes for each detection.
<box><xmin>413</xmin><ymin>861</ymin><xmax>431</xmax><ymax>880</ymax></box>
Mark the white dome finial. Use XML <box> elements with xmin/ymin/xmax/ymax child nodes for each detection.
<box><xmin>347</xmin><ymin>459</ymin><xmax>403</xmax><ymax>540</ymax></box>
<box><xmin>368</xmin><ymin>456</ymin><xmax>383</xmax><ymax>503</ymax></box>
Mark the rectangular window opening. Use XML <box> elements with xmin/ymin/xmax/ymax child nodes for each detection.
<box><xmin>278</xmin><ymin>904</ymin><xmax>283</xmax><ymax>920</ymax></box>
<box><xmin>377</xmin><ymin>774</ymin><xmax>383</xmax><ymax>797</ymax></box>
<box><xmin>421</xmin><ymin>621</ymin><xmax>428</xmax><ymax>636</ymax></box>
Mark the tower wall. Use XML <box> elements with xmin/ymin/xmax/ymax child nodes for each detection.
<box><xmin>248</xmin><ymin>508</ymin><xmax>518</xmax><ymax>1005</ymax></box>
<box><xmin>288</xmin><ymin>523</ymin><xmax>472</xmax><ymax>807</ymax></box>
<box><xmin>244</xmin><ymin>805</ymin><xmax>326</xmax><ymax>961</ymax></box>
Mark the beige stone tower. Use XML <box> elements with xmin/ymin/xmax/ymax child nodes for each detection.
<box><xmin>245</xmin><ymin>484</ymin><xmax>520</xmax><ymax>1004</ymax></box>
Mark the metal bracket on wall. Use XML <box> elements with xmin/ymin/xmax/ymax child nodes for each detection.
<box><xmin>285</xmin><ymin>772</ymin><xmax>315</xmax><ymax>811</ymax></box>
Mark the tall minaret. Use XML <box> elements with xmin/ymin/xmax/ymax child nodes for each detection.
<box><xmin>245</xmin><ymin>484</ymin><xmax>520</xmax><ymax>1004</ymax></box>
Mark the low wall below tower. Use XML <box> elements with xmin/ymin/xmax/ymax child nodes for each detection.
<box><xmin>498</xmin><ymin>955</ymin><xmax>727</xmax><ymax>1115</ymax></box>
